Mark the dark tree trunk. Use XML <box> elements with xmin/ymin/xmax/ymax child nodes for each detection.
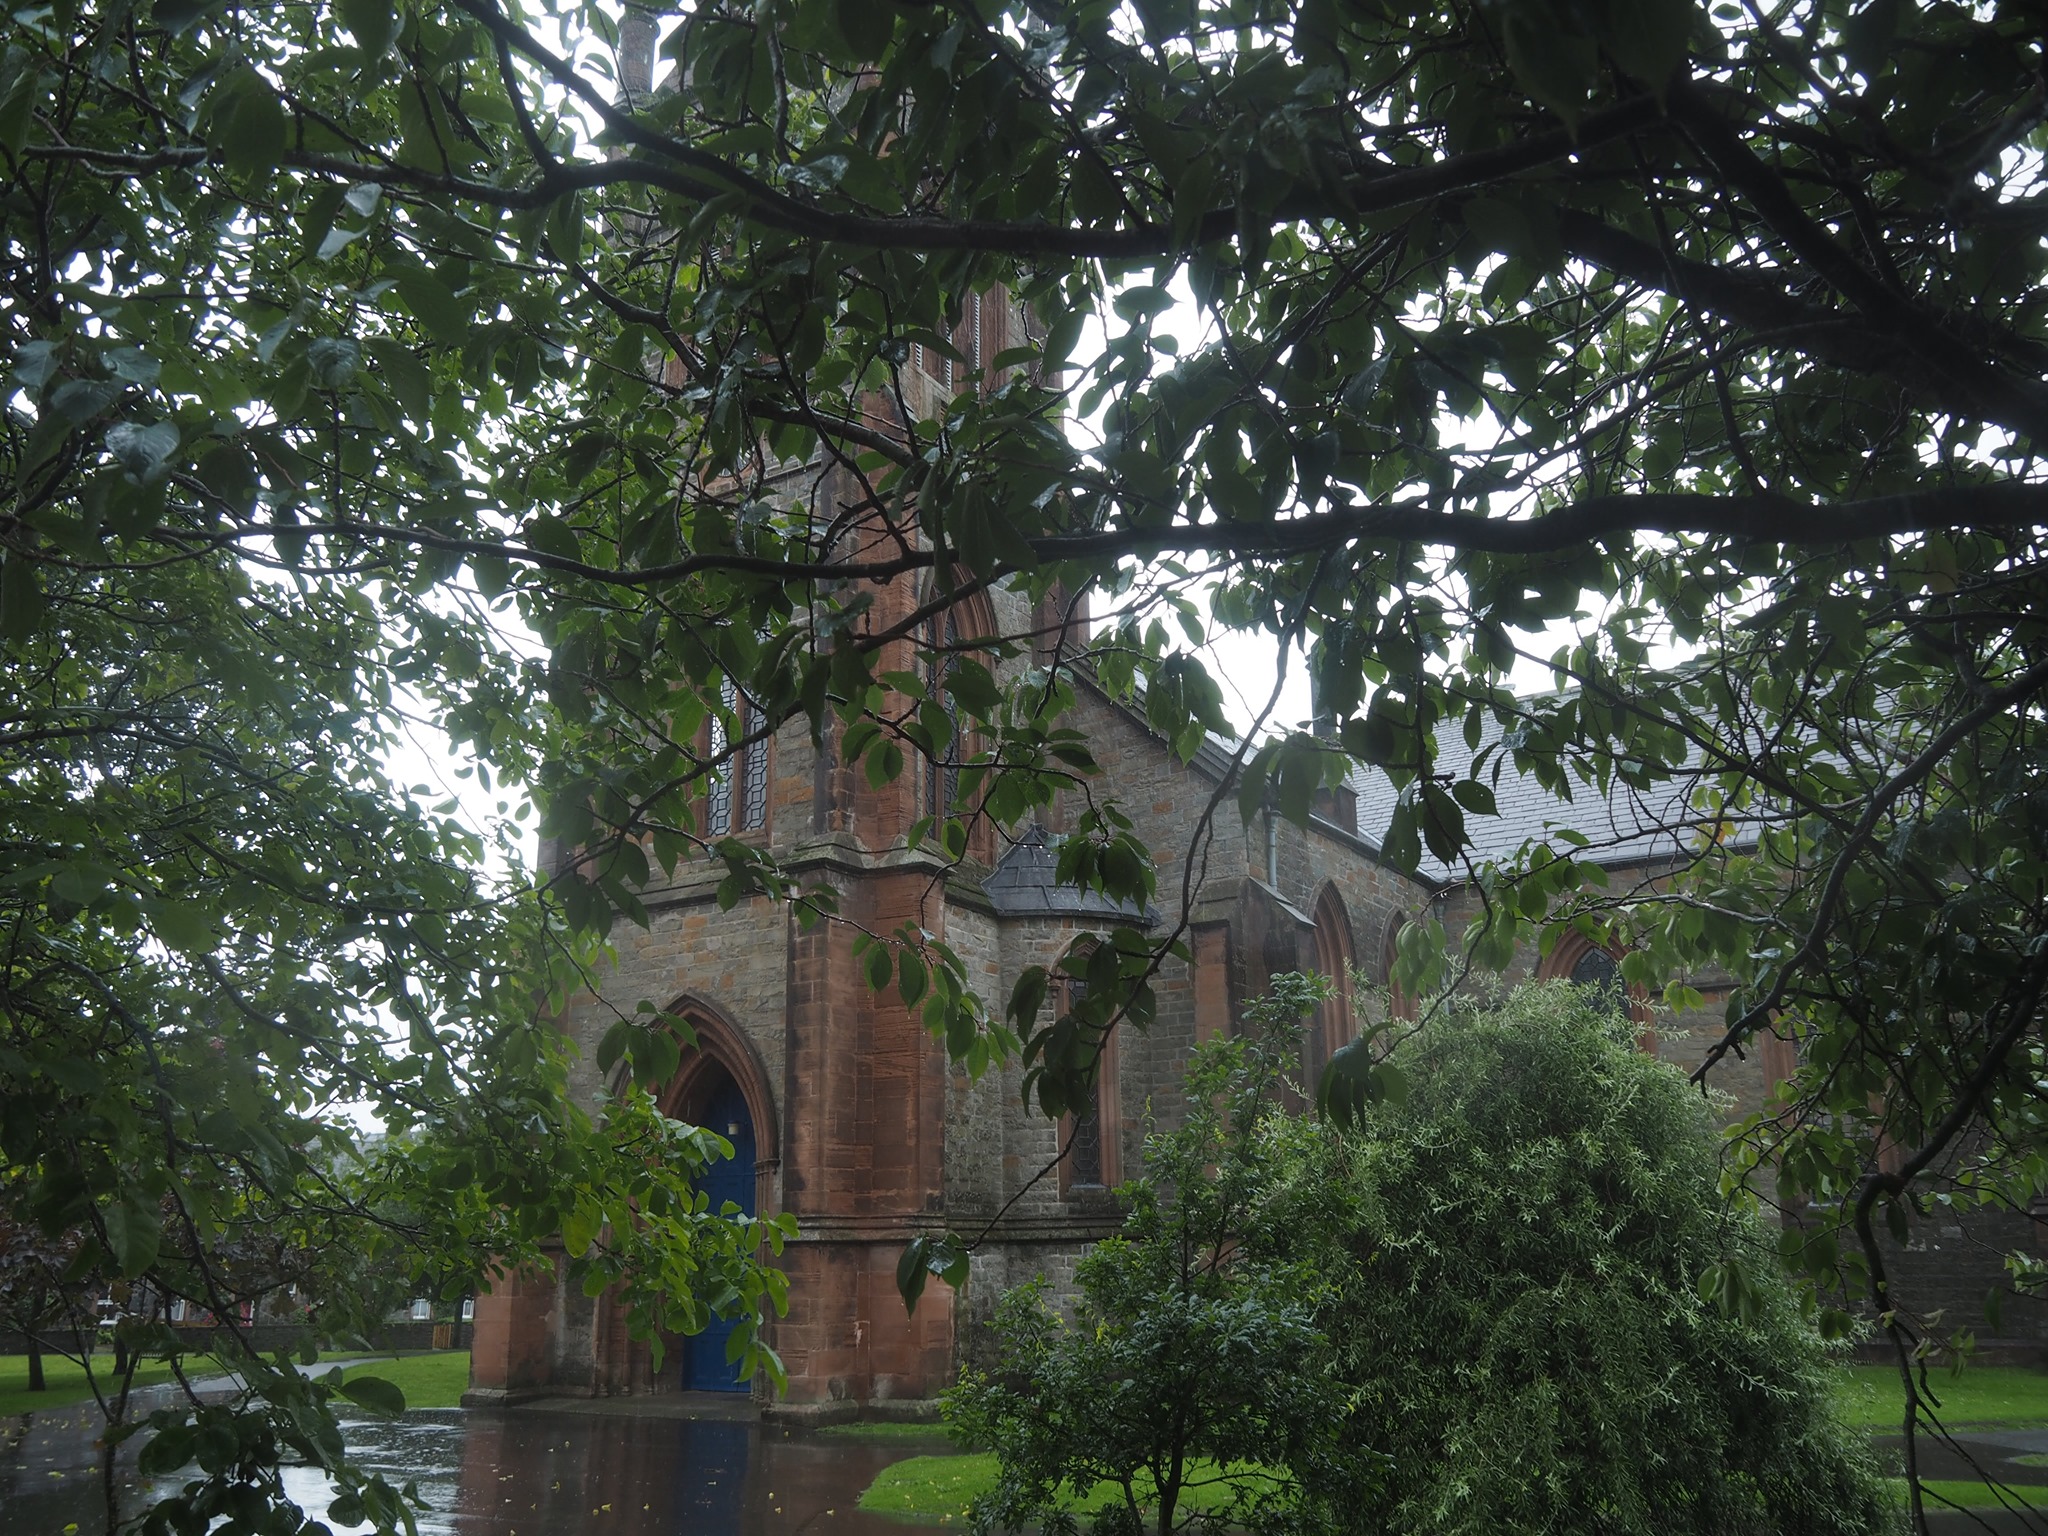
<box><xmin>26</xmin><ymin>1332</ymin><xmax>44</xmax><ymax>1392</ymax></box>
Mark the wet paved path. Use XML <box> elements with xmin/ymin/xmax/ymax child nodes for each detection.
<box><xmin>0</xmin><ymin>1401</ymin><xmax>948</xmax><ymax>1535</ymax></box>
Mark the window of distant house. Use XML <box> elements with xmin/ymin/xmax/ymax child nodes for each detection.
<box><xmin>410</xmin><ymin>1298</ymin><xmax>432</xmax><ymax>1321</ymax></box>
<box><xmin>461</xmin><ymin>1297</ymin><xmax>475</xmax><ymax>1322</ymax></box>
<box><xmin>705</xmin><ymin>676</ymin><xmax>767</xmax><ymax>835</ymax></box>
<box><xmin>1059</xmin><ymin>971</ymin><xmax>1120</xmax><ymax>1195</ymax></box>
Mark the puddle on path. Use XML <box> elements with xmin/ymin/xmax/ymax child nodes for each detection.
<box><xmin>1</xmin><ymin>1403</ymin><xmax>952</xmax><ymax>1535</ymax></box>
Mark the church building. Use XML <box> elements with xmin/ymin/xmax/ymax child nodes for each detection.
<box><xmin>463</xmin><ymin>32</ymin><xmax>2043</xmax><ymax>1400</ymax></box>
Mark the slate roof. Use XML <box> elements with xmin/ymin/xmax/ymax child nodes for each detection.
<box><xmin>983</xmin><ymin>824</ymin><xmax>1159</xmax><ymax>925</ymax></box>
<box><xmin>1347</xmin><ymin>704</ymin><xmax>1751</xmax><ymax>885</ymax></box>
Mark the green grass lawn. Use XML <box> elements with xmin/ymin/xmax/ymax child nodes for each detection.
<box><xmin>0</xmin><ymin>1353</ymin><xmax>179</xmax><ymax>1416</ymax></box>
<box><xmin>1835</xmin><ymin>1365</ymin><xmax>2048</xmax><ymax>1430</ymax></box>
<box><xmin>0</xmin><ymin>1350</ymin><xmax>471</xmax><ymax>1417</ymax></box>
<box><xmin>857</xmin><ymin>1452</ymin><xmax>1281</xmax><ymax>1523</ymax></box>
<box><xmin>1895</xmin><ymin>1479</ymin><xmax>2048</xmax><ymax>1512</ymax></box>
<box><xmin>317</xmin><ymin>1351</ymin><xmax>471</xmax><ymax>1411</ymax></box>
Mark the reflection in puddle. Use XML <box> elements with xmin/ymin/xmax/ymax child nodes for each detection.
<box><xmin>1</xmin><ymin>1404</ymin><xmax>949</xmax><ymax>1535</ymax></box>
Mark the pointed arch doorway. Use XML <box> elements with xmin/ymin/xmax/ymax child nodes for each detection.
<box><xmin>653</xmin><ymin>1001</ymin><xmax>779</xmax><ymax>1399</ymax></box>
<box><xmin>680</xmin><ymin>1062</ymin><xmax>757</xmax><ymax>1393</ymax></box>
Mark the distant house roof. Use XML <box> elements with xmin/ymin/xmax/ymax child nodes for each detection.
<box><xmin>1348</xmin><ymin>704</ymin><xmax>1750</xmax><ymax>885</ymax></box>
<box><xmin>983</xmin><ymin>824</ymin><xmax>1158</xmax><ymax>925</ymax></box>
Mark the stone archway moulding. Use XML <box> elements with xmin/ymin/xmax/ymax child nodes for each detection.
<box><xmin>1536</xmin><ymin>932</ymin><xmax>1657</xmax><ymax>1054</ymax></box>
<box><xmin>656</xmin><ymin>993</ymin><xmax>782</xmax><ymax>1217</ymax></box>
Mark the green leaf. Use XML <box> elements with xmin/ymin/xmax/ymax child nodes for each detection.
<box><xmin>1417</xmin><ymin>782</ymin><xmax>1467</xmax><ymax>864</ymax></box>
<box><xmin>1317</xmin><ymin>1037</ymin><xmax>1386</xmax><ymax>1130</ymax></box>
<box><xmin>102</xmin><ymin>1190</ymin><xmax>162</xmax><ymax>1277</ymax></box>
<box><xmin>219</xmin><ymin>75</ymin><xmax>288</xmax><ymax>178</ymax></box>
<box><xmin>306</xmin><ymin>337</ymin><xmax>361</xmax><ymax>391</ymax></box>
<box><xmin>1450</xmin><ymin>778</ymin><xmax>1497</xmax><ymax>817</ymax></box>
<box><xmin>0</xmin><ymin>552</ymin><xmax>47</xmax><ymax>640</ymax></box>
<box><xmin>338</xmin><ymin>0</ymin><xmax>400</xmax><ymax>58</ymax></box>
<box><xmin>394</xmin><ymin>269</ymin><xmax>472</xmax><ymax>343</ymax></box>
<box><xmin>896</xmin><ymin>1236</ymin><xmax>930</xmax><ymax>1314</ymax></box>
<box><xmin>1594</xmin><ymin>0</ymin><xmax>1694</xmax><ymax>91</ymax></box>
<box><xmin>864</xmin><ymin>940</ymin><xmax>892</xmax><ymax>992</ymax></box>
<box><xmin>1500</xmin><ymin>7</ymin><xmax>1599</xmax><ymax>129</ymax></box>
<box><xmin>836</xmin><ymin>0</ymin><xmax>897</xmax><ymax>60</ymax></box>
<box><xmin>899</xmin><ymin>948</ymin><xmax>928</xmax><ymax>1007</ymax></box>
<box><xmin>142</xmin><ymin>896</ymin><xmax>218</xmax><ymax>955</ymax></box>
<box><xmin>335</xmin><ymin>1373</ymin><xmax>408</xmax><ymax>1416</ymax></box>
<box><xmin>366</xmin><ymin>338</ymin><xmax>431</xmax><ymax>423</ymax></box>
<box><xmin>105</xmin><ymin>421</ymin><xmax>180</xmax><ymax>481</ymax></box>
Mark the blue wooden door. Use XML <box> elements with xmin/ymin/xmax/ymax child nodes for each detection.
<box><xmin>684</xmin><ymin>1075</ymin><xmax>756</xmax><ymax>1392</ymax></box>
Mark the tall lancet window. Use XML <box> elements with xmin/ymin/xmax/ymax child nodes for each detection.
<box><xmin>705</xmin><ymin>677</ymin><xmax>768</xmax><ymax>835</ymax></box>
<box><xmin>1059</xmin><ymin>970</ymin><xmax>1119</xmax><ymax>1195</ymax></box>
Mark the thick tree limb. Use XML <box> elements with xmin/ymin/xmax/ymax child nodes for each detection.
<box><xmin>1033</xmin><ymin>483</ymin><xmax>2048</xmax><ymax>564</ymax></box>
<box><xmin>74</xmin><ymin>483</ymin><xmax>2035</xmax><ymax>593</ymax></box>
<box><xmin>1556</xmin><ymin>212</ymin><xmax>2048</xmax><ymax>444</ymax></box>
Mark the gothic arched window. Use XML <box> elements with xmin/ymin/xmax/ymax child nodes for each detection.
<box><xmin>1310</xmin><ymin>888</ymin><xmax>1356</xmax><ymax>1078</ymax></box>
<box><xmin>1058</xmin><ymin>965</ymin><xmax>1119</xmax><ymax>1196</ymax></box>
<box><xmin>1540</xmin><ymin>934</ymin><xmax>1655</xmax><ymax>1053</ymax></box>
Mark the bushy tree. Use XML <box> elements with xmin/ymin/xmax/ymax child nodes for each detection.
<box><xmin>1314</xmin><ymin>984</ymin><xmax>1894</xmax><ymax>1536</ymax></box>
<box><xmin>0</xmin><ymin>513</ymin><xmax>792</xmax><ymax>1532</ymax></box>
<box><xmin>947</xmin><ymin>974</ymin><xmax>1380</xmax><ymax>1536</ymax></box>
<box><xmin>963</xmin><ymin>978</ymin><xmax>1894</xmax><ymax>1536</ymax></box>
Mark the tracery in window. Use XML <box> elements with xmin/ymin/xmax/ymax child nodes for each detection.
<box><xmin>1539</xmin><ymin>933</ymin><xmax>1654</xmax><ymax>1053</ymax></box>
<box><xmin>1568</xmin><ymin>944</ymin><xmax>1626</xmax><ymax>1012</ymax></box>
<box><xmin>705</xmin><ymin>677</ymin><xmax>768</xmax><ymax>835</ymax></box>
<box><xmin>706</xmin><ymin>688</ymin><xmax>732</xmax><ymax>833</ymax></box>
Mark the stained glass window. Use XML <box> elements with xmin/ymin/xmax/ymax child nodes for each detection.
<box><xmin>1068</xmin><ymin>1105</ymin><xmax>1103</xmax><ymax>1188</ymax></box>
<box><xmin>705</xmin><ymin>681</ymin><xmax>732</xmax><ymax>834</ymax></box>
<box><xmin>739</xmin><ymin>722</ymin><xmax>768</xmax><ymax>830</ymax></box>
<box><xmin>706</xmin><ymin>677</ymin><xmax>767</xmax><ymax>834</ymax></box>
<box><xmin>1570</xmin><ymin>945</ymin><xmax>1627</xmax><ymax>1015</ymax></box>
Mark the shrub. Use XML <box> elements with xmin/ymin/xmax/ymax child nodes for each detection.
<box><xmin>954</xmin><ymin>979</ymin><xmax>1894</xmax><ymax>1536</ymax></box>
<box><xmin>1310</xmin><ymin>983</ymin><xmax>1895</xmax><ymax>1536</ymax></box>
